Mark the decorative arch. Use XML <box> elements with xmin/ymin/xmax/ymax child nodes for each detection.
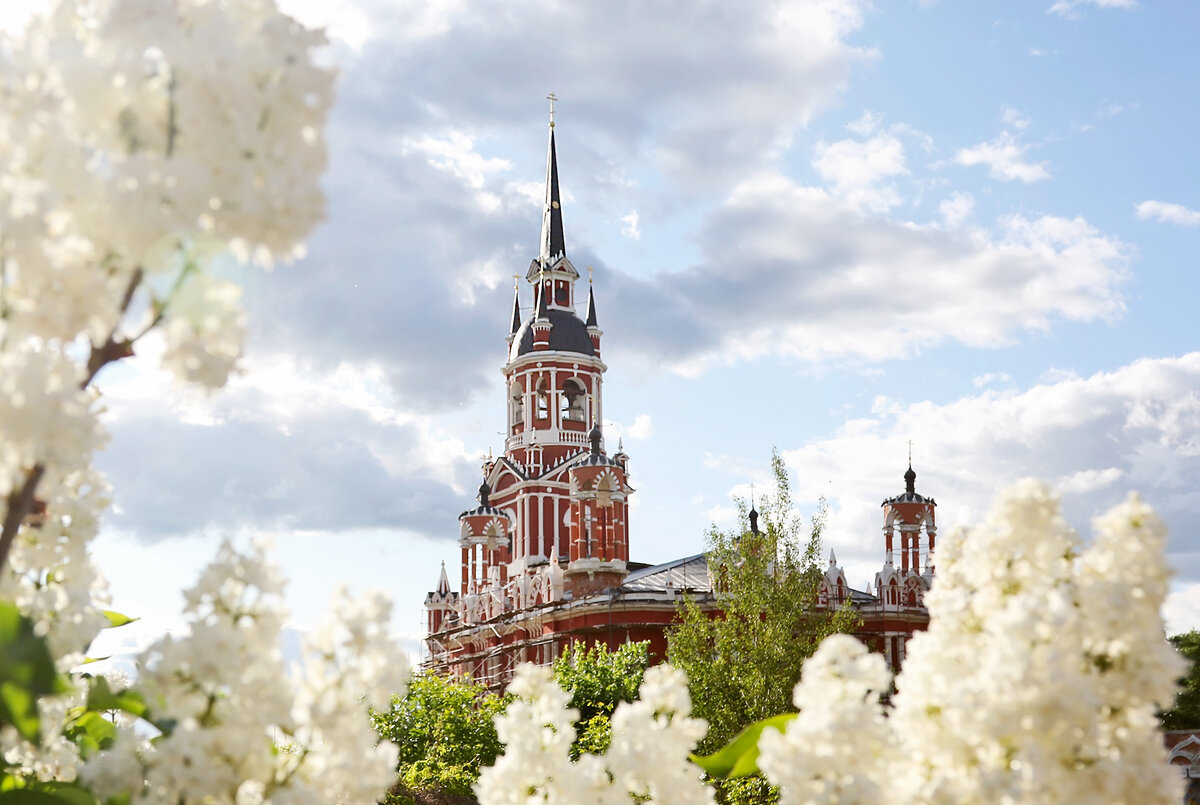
<box><xmin>904</xmin><ymin>575</ymin><xmax>926</xmax><ymax>607</ymax></box>
<box><xmin>560</xmin><ymin>377</ymin><xmax>586</xmax><ymax>423</ymax></box>
<box><xmin>535</xmin><ymin>377</ymin><xmax>549</xmax><ymax>419</ymax></box>
<box><xmin>510</xmin><ymin>379</ymin><xmax>525</xmax><ymax>428</ymax></box>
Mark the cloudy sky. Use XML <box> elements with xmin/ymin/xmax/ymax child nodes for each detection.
<box><xmin>9</xmin><ymin>0</ymin><xmax>1200</xmax><ymax>659</ymax></box>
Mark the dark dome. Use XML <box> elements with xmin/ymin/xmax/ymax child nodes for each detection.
<box><xmin>509</xmin><ymin>309</ymin><xmax>596</xmax><ymax>360</ymax></box>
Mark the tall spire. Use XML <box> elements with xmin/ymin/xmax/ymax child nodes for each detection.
<box><xmin>585</xmin><ymin>283</ymin><xmax>598</xmax><ymax>327</ymax></box>
<box><xmin>535</xmin><ymin>270</ymin><xmax>549</xmax><ymax>318</ymax></box>
<box><xmin>509</xmin><ymin>276</ymin><xmax>522</xmax><ymax>335</ymax></box>
<box><xmin>539</xmin><ymin>93</ymin><xmax>566</xmax><ymax>265</ymax></box>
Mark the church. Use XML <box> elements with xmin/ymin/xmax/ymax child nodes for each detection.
<box><xmin>423</xmin><ymin>109</ymin><xmax>937</xmax><ymax>688</ymax></box>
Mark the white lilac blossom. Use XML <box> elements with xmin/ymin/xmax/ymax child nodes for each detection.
<box><xmin>476</xmin><ymin>663</ymin><xmax>713</xmax><ymax>805</ymax></box>
<box><xmin>159</xmin><ymin>271</ymin><xmax>248</xmax><ymax>388</ymax></box>
<box><xmin>79</xmin><ymin>540</ymin><xmax>408</xmax><ymax>805</ymax></box>
<box><xmin>484</xmin><ymin>483</ymin><xmax>1184</xmax><ymax>805</ymax></box>
<box><xmin>752</xmin><ymin>481</ymin><xmax>1185</xmax><ymax>805</ymax></box>
<box><xmin>757</xmin><ymin>634</ymin><xmax>893</xmax><ymax>805</ymax></box>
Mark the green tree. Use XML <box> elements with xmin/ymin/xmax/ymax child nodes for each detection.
<box><xmin>553</xmin><ymin>640</ymin><xmax>650</xmax><ymax>758</ymax></box>
<box><xmin>1162</xmin><ymin>630</ymin><xmax>1200</xmax><ymax>730</ymax></box>
<box><xmin>667</xmin><ymin>450</ymin><xmax>858</xmax><ymax>803</ymax></box>
<box><xmin>371</xmin><ymin>672</ymin><xmax>509</xmax><ymax>805</ymax></box>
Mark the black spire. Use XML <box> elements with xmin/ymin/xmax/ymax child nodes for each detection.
<box><xmin>509</xmin><ymin>284</ymin><xmax>522</xmax><ymax>335</ymax></box>
<box><xmin>585</xmin><ymin>283</ymin><xmax>598</xmax><ymax>327</ymax></box>
<box><xmin>535</xmin><ymin>275</ymin><xmax>549</xmax><ymax>318</ymax></box>
<box><xmin>589</xmin><ymin>425</ymin><xmax>602</xmax><ymax>456</ymax></box>
<box><xmin>748</xmin><ymin>506</ymin><xmax>760</xmax><ymax>535</ymax></box>
<box><xmin>539</xmin><ymin>96</ymin><xmax>566</xmax><ymax>265</ymax></box>
<box><xmin>540</xmin><ymin>95</ymin><xmax>566</xmax><ymax>263</ymax></box>
<box><xmin>478</xmin><ymin>479</ymin><xmax>492</xmax><ymax>507</ymax></box>
<box><xmin>904</xmin><ymin>464</ymin><xmax>916</xmax><ymax>496</ymax></box>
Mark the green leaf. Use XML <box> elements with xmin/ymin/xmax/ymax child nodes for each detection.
<box><xmin>0</xmin><ymin>781</ymin><xmax>98</xmax><ymax>804</ymax></box>
<box><xmin>0</xmin><ymin>683</ymin><xmax>39</xmax><ymax>744</ymax></box>
<box><xmin>100</xmin><ymin>611</ymin><xmax>137</xmax><ymax>629</ymax></box>
<box><xmin>0</xmin><ymin>601</ymin><xmax>71</xmax><ymax>744</ymax></box>
<box><xmin>690</xmin><ymin>713</ymin><xmax>795</xmax><ymax>779</ymax></box>
<box><xmin>66</xmin><ymin>711</ymin><xmax>116</xmax><ymax>755</ymax></box>
<box><xmin>85</xmin><ymin>678</ymin><xmax>146</xmax><ymax>719</ymax></box>
<box><xmin>79</xmin><ymin>657</ymin><xmax>110</xmax><ymax>665</ymax></box>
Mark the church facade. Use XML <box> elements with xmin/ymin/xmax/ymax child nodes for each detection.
<box><xmin>423</xmin><ymin>112</ymin><xmax>937</xmax><ymax>688</ymax></box>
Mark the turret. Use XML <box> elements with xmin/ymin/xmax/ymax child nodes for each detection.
<box><xmin>875</xmin><ymin>461</ymin><xmax>937</xmax><ymax>609</ymax></box>
<box><xmin>564</xmin><ymin>425</ymin><xmax>632</xmax><ymax>597</ymax></box>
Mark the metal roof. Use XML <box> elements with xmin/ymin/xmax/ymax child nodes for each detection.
<box><xmin>622</xmin><ymin>553</ymin><xmax>712</xmax><ymax>593</ymax></box>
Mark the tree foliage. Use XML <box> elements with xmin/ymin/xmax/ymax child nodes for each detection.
<box><xmin>553</xmin><ymin>640</ymin><xmax>649</xmax><ymax>758</ymax></box>
<box><xmin>372</xmin><ymin>673</ymin><xmax>509</xmax><ymax>804</ymax></box>
<box><xmin>668</xmin><ymin>450</ymin><xmax>858</xmax><ymax>753</ymax></box>
<box><xmin>1162</xmin><ymin>630</ymin><xmax>1200</xmax><ymax>730</ymax></box>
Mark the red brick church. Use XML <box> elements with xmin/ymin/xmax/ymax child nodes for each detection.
<box><xmin>423</xmin><ymin>109</ymin><xmax>937</xmax><ymax>687</ymax></box>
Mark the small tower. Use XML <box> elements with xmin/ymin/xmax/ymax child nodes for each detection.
<box><xmin>425</xmin><ymin>562</ymin><xmax>458</xmax><ymax>635</ymax></box>
<box><xmin>564</xmin><ymin>425</ymin><xmax>632</xmax><ymax>597</ymax></box>
<box><xmin>457</xmin><ymin>478</ymin><xmax>512</xmax><ymax>624</ymax></box>
<box><xmin>875</xmin><ymin>463</ymin><xmax>937</xmax><ymax>609</ymax></box>
<box><xmin>819</xmin><ymin>549</ymin><xmax>849</xmax><ymax>607</ymax></box>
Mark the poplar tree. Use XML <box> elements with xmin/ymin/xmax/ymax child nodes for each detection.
<box><xmin>667</xmin><ymin>450</ymin><xmax>859</xmax><ymax>752</ymax></box>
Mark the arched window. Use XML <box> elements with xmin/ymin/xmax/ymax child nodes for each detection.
<box><xmin>535</xmin><ymin>378</ymin><xmax>549</xmax><ymax>419</ymax></box>
<box><xmin>510</xmin><ymin>381</ymin><xmax>525</xmax><ymax>428</ymax></box>
<box><xmin>560</xmin><ymin>378</ymin><xmax>585</xmax><ymax>422</ymax></box>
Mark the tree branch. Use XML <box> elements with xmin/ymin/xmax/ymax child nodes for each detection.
<box><xmin>0</xmin><ymin>465</ymin><xmax>44</xmax><ymax>570</ymax></box>
<box><xmin>0</xmin><ymin>267</ymin><xmax>144</xmax><ymax>572</ymax></box>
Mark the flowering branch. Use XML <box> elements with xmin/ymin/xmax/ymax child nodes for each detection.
<box><xmin>0</xmin><ymin>268</ymin><xmax>143</xmax><ymax>571</ymax></box>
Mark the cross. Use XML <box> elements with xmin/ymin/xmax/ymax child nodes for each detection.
<box><xmin>512</xmin><ymin>273</ymin><xmax>520</xmax><ymax>290</ymax></box>
<box><xmin>750</xmin><ymin>483</ymin><xmax>755</xmax><ymax>507</ymax></box>
<box><xmin>907</xmin><ymin>439</ymin><xmax>914</xmax><ymax>464</ymax></box>
<box><xmin>547</xmin><ymin>93</ymin><xmax>557</xmax><ymax>128</ymax></box>
<box><xmin>587</xmin><ymin>265</ymin><xmax>594</xmax><ymax>284</ymax></box>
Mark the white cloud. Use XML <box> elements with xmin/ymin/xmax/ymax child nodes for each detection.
<box><xmin>605</xmin><ymin>414</ymin><xmax>654</xmax><ymax>444</ymax></box>
<box><xmin>846</xmin><ymin>110</ymin><xmax>882</xmax><ymax>136</ymax></box>
<box><xmin>1135</xmin><ymin>200</ymin><xmax>1200</xmax><ymax>227</ymax></box>
<box><xmin>813</xmin><ymin>133</ymin><xmax>909</xmax><ymax>212</ymax></box>
<box><xmin>401</xmin><ymin>131</ymin><xmax>512</xmax><ymax>191</ymax></box>
<box><xmin>775</xmin><ymin>352</ymin><xmax>1200</xmax><ymax>599</ymax></box>
<box><xmin>98</xmin><ymin>347</ymin><xmax>480</xmax><ymax>540</ymax></box>
<box><xmin>939</xmin><ymin>191</ymin><xmax>975</xmax><ymax>228</ymax></box>
<box><xmin>1164</xmin><ymin>584</ymin><xmax>1200</xmax><ymax>635</ymax></box>
<box><xmin>609</xmin><ymin>176</ymin><xmax>1130</xmax><ymax>372</ymax></box>
<box><xmin>971</xmin><ymin>371</ymin><xmax>1011</xmax><ymax>388</ymax></box>
<box><xmin>620</xmin><ymin>210</ymin><xmax>641</xmax><ymax>240</ymax></box>
<box><xmin>1001</xmin><ymin>107</ymin><xmax>1031</xmax><ymax>130</ymax></box>
<box><xmin>1049</xmin><ymin>0</ymin><xmax>1139</xmax><ymax>18</ymax></box>
<box><xmin>955</xmin><ymin>131</ymin><xmax>1049</xmax><ymax>182</ymax></box>
<box><xmin>348</xmin><ymin>0</ymin><xmax>874</xmax><ymax>190</ymax></box>
<box><xmin>1057</xmin><ymin>466</ymin><xmax>1124</xmax><ymax>494</ymax></box>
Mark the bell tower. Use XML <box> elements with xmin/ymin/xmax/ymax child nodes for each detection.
<box><xmin>425</xmin><ymin>100</ymin><xmax>633</xmax><ymax>636</ymax></box>
<box><xmin>875</xmin><ymin>462</ymin><xmax>937</xmax><ymax>610</ymax></box>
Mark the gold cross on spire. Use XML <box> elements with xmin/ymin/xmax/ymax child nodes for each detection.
<box><xmin>547</xmin><ymin>93</ymin><xmax>557</xmax><ymax>128</ymax></box>
<box><xmin>907</xmin><ymin>439</ymin><xmax>914</xmax><ymax>464</ymax></box>
<box><xmin>587</xmin><ymin>265</ymin><xmax>594</xmax><ymax>284</ymax></box>
<box><xmin>512</xmin><ymin>273</ymin><xmax>520</xmax><ymax>290</ymax></box>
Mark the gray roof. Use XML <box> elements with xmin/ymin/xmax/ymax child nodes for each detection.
<box><xmin>622</xmin><ymin>553</ymin><xmax>712</xmax><ymax>593</ymax></box>
<box><xmin>509</xmin><ymin>309</ymin><xmax>596</xmax><ymax>360</ymax></box>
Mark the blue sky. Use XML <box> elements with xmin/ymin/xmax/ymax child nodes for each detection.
<box><xmin>7</xmin><ymin>0</ymin><xmax>1197</xmax><ymax>660</ymax></box>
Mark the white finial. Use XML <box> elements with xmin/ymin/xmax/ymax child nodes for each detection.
<box><xmin>829</xmin><ymin>548</ymin><xmax>838</xmax><ymax>567</ymax></box>
<box><xmin>547</xmin><ymin>92</ymin><xmax>557</xmax><ymax>128</ymax></box>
